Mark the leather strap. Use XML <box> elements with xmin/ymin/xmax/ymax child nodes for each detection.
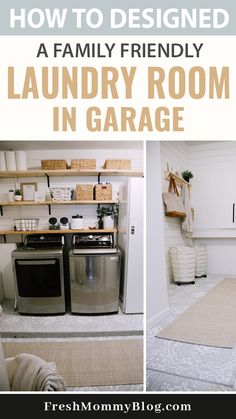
<box><xmin>168</xmin><ymin>176</ymin><xmax>179</xmax><ymax>197</ymax></box>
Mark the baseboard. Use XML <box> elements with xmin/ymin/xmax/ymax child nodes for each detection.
<box><xmin>147</xmin><ymin>307</ymin><xmax>169</xmax><ymax>330</ymax></box>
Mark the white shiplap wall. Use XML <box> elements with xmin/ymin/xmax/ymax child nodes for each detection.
<box><xmin>160</xmin><ymin>142</ymin><xmax>193</xmax><ymax>283</ymax></box>
<box><xmin>188</xmin><ymin>141</ymin><xmax>236</xmax><ymax>164</ymax></box>
<box><xmin>0</xmin><ymin>144</ymin><xmax>143</xmax><ymax>232</ymax></box>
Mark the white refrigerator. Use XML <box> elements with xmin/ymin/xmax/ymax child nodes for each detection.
<box><xmin>118</xmin><ymin>177</ymin><xmax>143</xmax><ymax>314</ymax></box>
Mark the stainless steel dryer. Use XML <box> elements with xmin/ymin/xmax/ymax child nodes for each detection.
<box><xmin>69</xmin><ymin>233</ymin><xmax>121</xmax><ymax>314</ymax></box>
<box><xmin>12</xmin><ymin>234</ymin><xmax>65</xmax><ymax>315</ymax></box>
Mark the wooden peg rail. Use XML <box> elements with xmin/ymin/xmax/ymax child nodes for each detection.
<box><xmin>165</xmin><ymin>171</ymin><xmax>192</xmax><ymax>189</ymax></box>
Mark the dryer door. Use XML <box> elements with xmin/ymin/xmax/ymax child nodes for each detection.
<box><xmin>15</xmin><ymin>258</ymin><xmax>61</xmax><ymax>297</ymax></box>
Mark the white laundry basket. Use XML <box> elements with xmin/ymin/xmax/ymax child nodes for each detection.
<box><xmin>170</xmin><ymin>246</ymin><xmax>196</xmax><ymax>285</ymax></box>
<box><xmin>194</xmin><ymin>245</ymin><xmax>208</xmax><ymax>278</ymax></box>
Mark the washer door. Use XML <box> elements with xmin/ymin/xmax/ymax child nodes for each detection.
<box><xmin>70</xmin><ymin>254</ymin><xmax>120</xmax><ymax>313</ymax></box>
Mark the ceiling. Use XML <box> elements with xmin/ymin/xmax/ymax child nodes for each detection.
<box><xmin>186</xmin><ymin>141</ymin><xmax>218</xmax><ymax>147</ymax></box>
<box><xmin>0</xmin><ymin>140</ymin><xmax>143</xmax><ymax>151</ymax></box>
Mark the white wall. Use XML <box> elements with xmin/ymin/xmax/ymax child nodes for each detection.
<box><xmin>194</xmin><ymin>238</ymin><xmax>236</xmax><ymax>275</ymax></box>
<box><xmin>160</xmin><ymin>142</ymin><xmax>192</xmax><ymax>283</ymax></box>
<box><xmin>0</xmin><ymin>142</ymin><xmax>143</xmax><ymax>232</ymax></box>
<box><xmin>147</xmin><ymin>142</ymin><xmax>168</xmax><ymax>327</ymax></box>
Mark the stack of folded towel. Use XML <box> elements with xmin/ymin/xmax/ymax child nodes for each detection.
<box><xmin>6</xmin><ymin>353</ymin><xmax>66</xmax><ymax>391</ymax></box>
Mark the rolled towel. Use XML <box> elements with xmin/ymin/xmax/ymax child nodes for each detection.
<box><xmin>15</xmin><ymin>151</ymin><xmax>27</xmax><ymax>171</ymax></box>
<box><xmin>0</xmin><ymin>151</ymin><xmax>6</xmax><ymax>171</ymax></box>
<box><xmin>5</xmin><ymin>353</ymin><xmax>66</xmax><ymax>391</ymax></box>
<box><xmin>5</xmin><ymin>151</ymin><xmax>16</xmax><ymax>171</ymax></box>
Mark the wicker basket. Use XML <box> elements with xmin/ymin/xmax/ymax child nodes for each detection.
<box><xmin>104</xmin><ymin>159</ymin><xmax>131</xmax><ymax>170</ymax></box>
<box><xmin>41</xmin><ymin>160</ymin><xmax>67</xmax><ymax>170</ymax></box>
<box><xmin>71</xmin><ymin>159</ymin><xmax>96</xmax><ymax>169</ymax></box>
<box><xmin>95</xmin><ymin>184</ymin><xmax>112</xmax><ymax>201</ymax></box>
<box><xmin>76</xmin><ymin>184</ymin><xmax>94</xmax><ymax>201</ymax></box>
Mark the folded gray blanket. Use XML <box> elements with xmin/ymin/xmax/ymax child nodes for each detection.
<box><xmin>9</xmin><ymin>353</ymin><xmax>66</xmax><ymax>391</ymax></box>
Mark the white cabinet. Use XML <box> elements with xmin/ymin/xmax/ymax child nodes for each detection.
<box><xmin>192</xmin><ymin>161</ymin><xmax>236</xmax><ymax>229</ymax></box>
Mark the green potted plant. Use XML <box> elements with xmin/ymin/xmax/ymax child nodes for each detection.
<box><xmin>14</xmin><ymin>189</ymin><xmax>22</xmax><ymax>201</ymax></box>
<box><xmin>182</xmin><ymin>170</ymin><xmax>193</xmax><ymax>183</ymax></box>
<box><xmin>97</xmin><ymin>204</ymin><xmax>119</xmax><ymax>229</ymax></box>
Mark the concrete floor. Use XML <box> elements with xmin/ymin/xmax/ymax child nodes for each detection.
<box><xmin>0</xmin><ymin>299</ymin><xmax>143</xmax><ymax>337</ymax></box>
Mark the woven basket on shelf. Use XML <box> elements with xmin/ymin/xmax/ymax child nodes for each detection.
<box><xmin>95</xmin><ymin>184</ymin><xmax>112</xmax><ymax>201</ymax></box>
<box><xmin>41</xmin><ymin>160</ymin><xmax>67</xmax><ymax>170</ymax></box>
<box><xmin>104</xmin><ymin>159</ymin><xmax>131</xmax><ymax>170</ymax></box>
<box><xmin>71</xmin><ymin>159</ymin><xmax>96</xmax><ymax>169</ymax></box>
<box><xmin>76</xmin><ymin>184</ymin><xmax>94</xmax><ymax>200</ymax></box>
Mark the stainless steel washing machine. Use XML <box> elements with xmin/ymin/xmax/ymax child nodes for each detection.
<box><xmin>69</xmin><ymin>233</ymin><xmax>121</xmax><ymax>314</ymax></box>
<box><xmin>12</xmin><ymin>234</ymin><xmax>65</xmax><ymax>315</ymax></box>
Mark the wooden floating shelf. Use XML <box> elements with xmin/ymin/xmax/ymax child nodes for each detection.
<box><xmin>0</xmin><ymin>200</ymin><xmax>118</xmax><ymax>207</ymax></box>
<box><xmin>0</xmin><ymin>229</ymin><xmax>117</xmax><ymax>236</ymax></box>
<box><xmin>0</xmin><ymin>169</ymin><xmax>143</xmax><ymax>178</ymax></box>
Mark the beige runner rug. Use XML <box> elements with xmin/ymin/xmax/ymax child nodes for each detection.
<box><xmin>158</xmin><ymin>278</ymin><xmax>236</xmax><ymax>348</ymax></box>
<box><xmin>3</xmin><ymin>338</ymin><xmax>143</xmax><ymax>387</ymax></box>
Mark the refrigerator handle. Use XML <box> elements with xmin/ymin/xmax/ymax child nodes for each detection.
<box><xmin>233</xmin><ymin>203</ymin><xmax>235</xmax><ymax>223</ymax></box>
<box><xmin>131</xmin><ymin>226</ymin><xmax>135</xmax><ymax>235</ymax></box>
